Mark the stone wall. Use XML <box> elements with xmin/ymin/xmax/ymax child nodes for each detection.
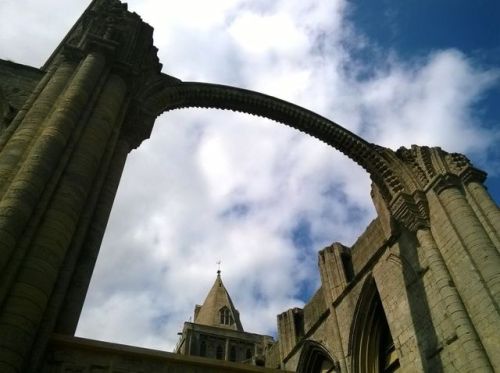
<box><xmin>0</xmin><ymin>60</ymin><xmax>43</xmax><ymax>129</ymax></box>
<box><xmin>1</xmin><ymin>1</ymin><xmax>498</xmax><ymax>372</ymax></box>
<box><xmin>42</xmin><ymin>335</ymin><xmax>289</xmax><ymax>373</ymax></box>
<box><xmin>269</xmin><ymin>174</ymin><xmax>500</xmax><ymax>372</ymax></box>
<box><xmin>0</xmin><ymin>60</ymin><xmax>42</xmax><ymax>108</ymax></box>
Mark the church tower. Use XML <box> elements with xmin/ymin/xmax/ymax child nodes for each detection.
<box><xmin>1</xmin><ymin>1</ymin><xmax>498</xmax><ymax>371</ymax></box>
<box><xmin>193</xmin><ymin>270</ymin><xmax>244</xmax><ymax>332</ymax></box>
<box><xmin>175</xmin><ymin>271</ymin><xmax>274</xmax><ymax>366</ymax></box>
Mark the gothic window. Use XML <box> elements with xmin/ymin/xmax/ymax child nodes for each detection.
<box><xmin>230</xmin><ymin>346</ymin><xmax>237</xmax><ymax>361</ymax></box>
<box><xmin>200</xmin><ymin>341</ymin><xmax>207</xmax><ymax>357</ymax></box>
<box><xmin>216</xmin><ymin>345</ymin><xmax>224</xmax><ymax>360</ymax></box>
<box><xmin>219</xmin><ymin>306</ymin><xmax>234</xmax><ymax>325</ymax></box>
<box><xmin>296</xmin><ymin>341</ymin><xmax>338</xmax><ymax>373</ymax></box>
<box><xmin>351</xmin><ymin>277</ymin><xmax>400</xmax><ymax>373</ymax></box>
<box><xmin>378</xmin><ymin>311</ymin><xmax>399</xmax><ymax>372</ymax></box>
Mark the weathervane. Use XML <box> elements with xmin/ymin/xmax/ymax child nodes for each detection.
<box><xmin>217</xmin><ymin>260</ymin><xmax>222</xmax><ymax>275</ymax></box>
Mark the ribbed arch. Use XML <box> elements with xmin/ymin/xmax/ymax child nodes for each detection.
<box><xmin>140</xmin><ymin>79</ymin><xmax>405</xmax><ymax>202</ymax></box>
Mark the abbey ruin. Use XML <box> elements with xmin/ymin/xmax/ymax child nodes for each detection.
<box><xmin>0</xmin><ymin>1</ymin><xmax>499</xmax><ymax>372</ymax></box>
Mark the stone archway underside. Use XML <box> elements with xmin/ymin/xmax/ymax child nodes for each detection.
<box><xmin>140</xmin><ymin>80</ymin><xmax>404</xmax><ymax>203</ymax></box>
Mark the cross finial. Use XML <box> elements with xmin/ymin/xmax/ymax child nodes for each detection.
<box><xmin>216</xmin><ymin>260</ymin><xmax>222</xmax><ymax>275</ymax></box>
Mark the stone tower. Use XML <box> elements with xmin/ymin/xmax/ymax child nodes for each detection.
<box><xmin>0</xmin><ymin>0</ymin><xmax>498</xmax><ymax>372</ymax></box>
<box><xmin>194</xmin><ymin>271</ymin><xmax>244</xmax><ymax>331</ymax></box>
<box><xmin>175</xmin><ymin>271</ymin><xmax>274</xmax><ymax>365</ymax></box>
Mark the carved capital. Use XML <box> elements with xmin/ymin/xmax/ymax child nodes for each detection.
<box><xmin>446</xmin><ymin>152</ymin><xmax>487</xmax><ymax>185</ymax></box>
<box><xmin>431</xmin><ymin>173</ymin><xmax>462</xmax><ymax>195</ymax></box>
<box><xmin>460</xmin><ymin>167</ymin><xmax>487</xmax><ymax>185</ymax></box>
<box><xmin>389</xmin><ymin>191</ymin><xmax>430</xmax><ymax>232</ymax></box>
<box><xmin>44</xmin><ymin>0</ymin><xmax>162</xmax><ymax>80</ymax></box>
<box><xmin>79</xmin><ymin>34</ymin><xmax>120</xmax><ymax>61</ymax></box>
<box><xmin>60</xmin><ymin>45</ymin><xmax>86</xmax><ymax>64</ymax></box>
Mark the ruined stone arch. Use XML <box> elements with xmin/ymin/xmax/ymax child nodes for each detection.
<box><xmin>135</xmin><ymin>79</ymin><xmax>405</xmax><ymax>207</ymax></box>
<box><xmin>1</xmin><ymin>1</ymin><xmax>498</xmax><ymax>371</ymax></box>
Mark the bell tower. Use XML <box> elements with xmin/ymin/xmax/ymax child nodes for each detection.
<box><xmin>175</xmin><ymin>271</ymin><xmax>274</xmax><ymax>365</ymax></box>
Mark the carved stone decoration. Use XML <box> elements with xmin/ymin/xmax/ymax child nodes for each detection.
<box><xmin>446</xmin><ymin>152</ymin><xmax>487</xmax><ymax>185</ymax></box>
<box><xmin>44</xmin><ymin>0</ymin><xmax>163</xmax><ymax>83</ymax></box>
<box><xmin>1</xmin><ymin>2</ymin><xmax>499</xmax><ymax>372</ymax></box>
<box><xmin>387</xmin><ymin>144</ymin><xmax>493</xmax><ymax>230</ymax></box>
<box><xmin>396</xmin><ymin>146</ymin><xmax>430</xmax><ymax>187</ymax></box>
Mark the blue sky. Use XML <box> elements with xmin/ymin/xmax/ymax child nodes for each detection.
<box><xmin>0</xmin><ymin>0</ymin><xmax>498</xmax><ymax>350</ymax></box>
<box><xmin>350</xmin><ymin>0</ymin><xmax>500</xmax><ymax>202</ymax></box>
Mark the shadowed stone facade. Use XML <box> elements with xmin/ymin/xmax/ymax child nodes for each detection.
<box><xmin>0</xmin><ymin>0</ymin><xmax>498</xmax><ymax>372</ymax></box>
<box><xmin>267</xmin><ymin>147</ymin><xmax>500</xmax><ymax>372</ymax></box>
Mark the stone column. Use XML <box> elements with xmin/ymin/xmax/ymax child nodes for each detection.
<box><xmin>430</xmin><ymin>181</ymin><xmax>500</xmax><ymax>370</ymax></box>
<box><xmin>436</xmin><ymin>185</ymin><xmax>500</xmax><ymax>302</ymax></box>
<box><xmin>0</xmin><ymin>53</ymin><xmax>105</xmax><ymax>279</ymax></box>
<box><xmin>0</xmin><ymin>59</ymin><xmax>73</xmax><ymax>162</ymax></box>
<box><xmin>225</xmin><ymin>339</ymin><xmax>230</xmax><ymax>361</ymax></box>
<box><xmin>465</xmin><ymin>181</ymin><xmax>500</xmax><ymax>249</ymax></box>
<box><xmin>54</xmin><ymin>138</ymin><xmax>130</xmax><ymax>335</ymax></box>
<box><xmin>328</xmin><ymin>305</ymin><xmax>348</xmax><ymax>373</ymax></box>
<box><xmin>416</xmin><ymin>228</ymin><xmax>492</xmax><ymax>372</ymax></box>
<box><xmin>0</xmin><ymin>55</ymin><xmax>127</xmax><ymax>373</ymax></box>
<box><xmin>27</xmin><ymin>84</ymin><xmax>130</xmax><ymax>371</ymax></box>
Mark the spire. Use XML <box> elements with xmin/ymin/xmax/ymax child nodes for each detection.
<box><xmin>193</xmin><ymin>270</ymin><xmax>244</xmax><ymax>332</ymax></box>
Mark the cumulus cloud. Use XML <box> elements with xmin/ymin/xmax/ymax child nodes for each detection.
<box><xmin>0</xmin><ymin>0</ymin><xmax>497</xmax><ymax>351</ymax></box>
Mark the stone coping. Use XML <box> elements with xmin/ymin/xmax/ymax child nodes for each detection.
<box><xmin>48</xmin><ymin>334</ymin><xmax>290</xmax><ymax>372</ymax></box>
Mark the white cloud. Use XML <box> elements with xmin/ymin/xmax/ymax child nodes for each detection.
<box><xmin>228</xmin><ymin>12</ymin><xmax>309</xmax><ymax>57</ymax></box>
<box><xmin>0</xmin><ymin>0</ymin><xmax>497</xmax><ymax>352</ymax></box>
<box><xmin>356</xmin><ymin>50</ymin><xmax>500</xmax><ymax>152</ymax></box>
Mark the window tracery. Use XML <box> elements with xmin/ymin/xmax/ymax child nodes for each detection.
<box><xmin>219</xmin><ymin>306</ymin><xmax>234</xmax><ymax>325</ymax></box>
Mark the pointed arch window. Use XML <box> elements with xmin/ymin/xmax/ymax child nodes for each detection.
<box><xmin>219</xmin><ymin>306</ymin><xmax>234</xmax><ymax>325</ymax></box>
<box><xmin>351</xmin><ymin>277</ymin><xmax>400</xmax><ymax>373</ymax></box>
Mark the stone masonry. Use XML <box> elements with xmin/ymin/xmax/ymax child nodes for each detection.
<box><xmin>0</xmin><ymin>1</ymin><xmax>498</xmax><ymax>372</ymax></box>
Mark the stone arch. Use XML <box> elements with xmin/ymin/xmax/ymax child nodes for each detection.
<box><xmin>296</xmin><ymin>340</ymin><xmax>339</xmax><ymax>373</ymax></box>
<box><xmin>136</xmin><ymin>79</ymin><xmax>405</xmax><ymax>204</ymax></box>
<box><xmin>349</xmin><ymin>275</ymin><xmax>400</xmax><ymax>373</ymax></box>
